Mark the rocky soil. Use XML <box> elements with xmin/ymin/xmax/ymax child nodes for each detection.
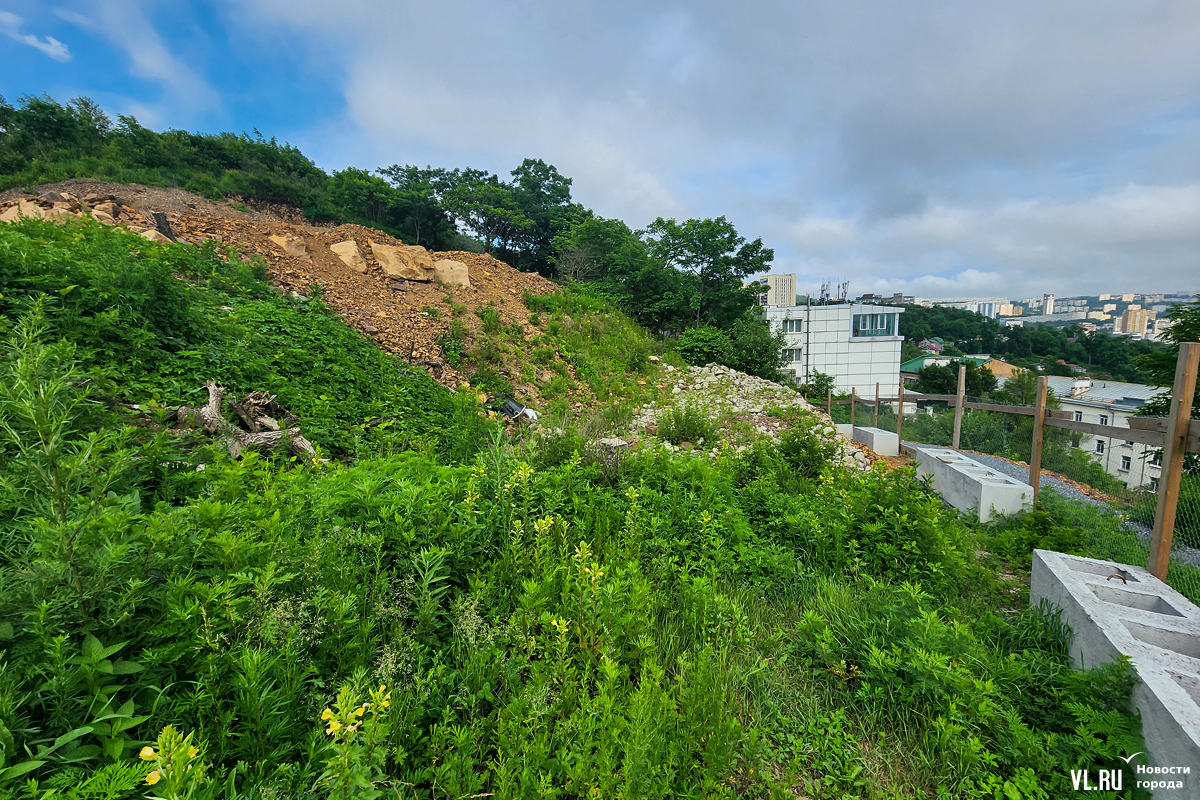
<box><xmin>632</xmin><ymin>364</ymin><xmax>874</xmax><ymax>469</ymax></box>
<box><xmin>0</xmin><ymin>185</ymin><xmax>558</xmax><ymax>391</ymax></box>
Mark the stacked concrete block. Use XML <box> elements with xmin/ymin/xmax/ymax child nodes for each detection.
<box><xmin>910</xmin><ymin>445</ymin><xmax>1033</xmax><ymax>522</ymax></box>
<box><xmin>1032</xmin><ymin>550</ymin><xmax>1200</xmax><ymax>798</ymax></box>
<box><xmin>852</xmin><ymin>426</ymin><xmax>899</xmax><ymax>457</ymax></box>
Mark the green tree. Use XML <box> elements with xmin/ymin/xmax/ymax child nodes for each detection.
<box><xmin>724</xmin><ymin>314</ymin><xmax>787</xmax><ymax>381</ymax></box>
<box><xmin>510</xmin><ymin>158</ymin><xmax>581</xmax><ymax>275</ymax></box>
<box><xmin>441</xmin><ymin>169</ymin><xmax>533</xmax><ymax>257</ymax></box>
<box><xmin>675</xmin><ymin>327</ymin><xmax>730</xmax><ymax>366</ymax></box>
<box><xmin>912</xmin><ymin>362</ymin><xmax>996</xmax><ymax>397</ymax></box>
<box><xmin>642</xmin><ymin>216</ymin><xmax>773</xmax><ymax>328</ymax></box>
<box><xmin>1134</xmin><ymin>299</ymin><xmax>1200</xmax><ymax>420</ymax></box>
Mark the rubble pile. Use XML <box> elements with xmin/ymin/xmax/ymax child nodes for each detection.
<box><xmin>0</xmin><ymin>183</ymin><xmax>558</xmax><ymax>391</ymax></box>
<box><xmin>630</xmin><ymin>363</ymin><xmax>871</xmax><ymax>468</ymax></box>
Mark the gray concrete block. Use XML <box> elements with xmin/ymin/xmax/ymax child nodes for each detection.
<box><xmin>835</xmin><ymin>423</ymin><xmax>854</xmax><ymax>440</ymax></box>
<box><xmin>1032</xmin><ymin>550</ymin><xmax>1200</xmax><ymax>798</ymax></box>
<box><xmin>852</xmin><ymin>426</ymin><xmax>899</xmax><ymax>456</ymax></box>
<box><xmin>910</xmin><ymin>445</ymin><xmax>1032</xmax><ymax>522</ymax></box>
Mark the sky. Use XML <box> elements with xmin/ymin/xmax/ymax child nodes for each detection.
<box><xmin>3</xmin><ymin>0</ymin><xmax>1200</xmax><ymax>300</ymax></box>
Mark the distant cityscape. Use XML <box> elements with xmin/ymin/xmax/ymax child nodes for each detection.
<box><xmin>747</xmin><ymin>275</ymin><xmax>1197</xmax><ymax>342</ymax></box>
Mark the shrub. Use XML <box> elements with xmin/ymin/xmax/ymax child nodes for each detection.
<box><xmin>656</xmin><ymin>405</ymin><xmax>718</xmax><ymax>447</ymax></box>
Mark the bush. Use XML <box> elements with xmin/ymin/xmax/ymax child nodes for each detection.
<box><xmin>675</xmin><ymin>326</ymin><xmax>729</xmax><ymax>366</ymax></box>
<box><xmin>656</xmin><ymin>405</ymin><xmax>718</xmax><ymax>446</ymax></box>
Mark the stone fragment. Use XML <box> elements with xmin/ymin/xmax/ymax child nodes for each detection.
<box><xmin>268</xmin><ymin>234</ymin><xmax>310</xmax><ymax>261</ymax></box>
<box><xmin>329</xmin><ymin>240</ymin><xmax>368</xmax><ymax>273</ymax></box>
<box><xmin>140</xmin><ymin>229</ymin><xmax>173</xmax><ymax>244</ymax></box>
<box><xmin>432</xmin><ymin>258</ymin><xmax>470</xmax><ymax>287</ymax></box>
<box><xmin>369</xmin><ymin>241</ymin><xmax>434</xmax><ymax>281</ymax></box>
<box><xmin>91</xmin><ymin>201</ymin><xmax>118</xmax><ymax>217</ymax></box>
<box><xmin>0</xmin><ymin>200</ymin><xmax>44</xmax><ymax>222</ymax></box>
<box><xmin>91</xmin><ymin>210</ymin><xmax>116</xmax><ymax>226</ymax></box>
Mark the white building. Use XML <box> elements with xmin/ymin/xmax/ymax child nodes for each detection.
<box><xmin>762</xmin><ymin>303</ymin><xmax>904</xmax><ymax>396</ymax></box>
<box><xmin>1044</xmin><ymin>377</ymin><xmax>1167</xmax><ymax>489</ymax></box>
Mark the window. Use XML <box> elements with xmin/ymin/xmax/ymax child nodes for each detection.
<box><xmin>1151</xmin><ymin>451</ymin><xmax>1163</xmax><ymax>467</ymax></box>
<box><xmin>851</xmin><ymin>313</ymin><xmax>896</xmax><ymax>337</ymax></box>
<box><xmin>1074</xmin><ymin>411</ymin><xmax>1083</xmax><ymax>422</ymax></box>
<box><xmin>1120</xmin><ymin>455</ymin><xmax>1131</xmax><ymax>471</ymax></box>
<box><xmin>1123</xmin><ymin>440</ymin><xmax>1134</xmax><ymax>447</ymax></box>
<box><xmin>1151</xmin><ymin>477</ymin><xmax>1159</xmax><ymax>491</ymax></box>
<box><xmin>1095</xmin><ymin>440</ymin><xmax>1105</xmax><ymax>454</ymax></box>
<box><xmin>781</xmin><ymin>349</ymin><xmax>802</xmax><ymax>363</ymax></box>
<box><xmin>780</xmin><ymin>319</ymin><xmax>802</xmax><ymax>333</ymax></box>
<box><xmin>1099</xmin><ymin>414</ymin><xmax>1109</xmax><ymax>425</ymax></box>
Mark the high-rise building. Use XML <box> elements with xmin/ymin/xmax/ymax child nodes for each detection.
<box><xmin>1116</xmin><ymin>306</ymin><xmax>1152</xmax><ymax>337</ymax></box>
<box><xmin>1098</xmin><ymin>293</ymin><xmax>1112</xmax><ymax>301</ymax></box>
<box><xmin>1102</xmin><ymin>303</ymin><xmax>1117</xmax><ymax>313</ymax></box>
<box><xmin>1120</xmin><ymin>293</ymin><xmax>1135</xmax><ymax>302</ymax></box>
<box><xmin>1043</xmin><ymin>293</ymin><xmax>1055</xmax><ymax>315</ymax></box>
<box><xmin>762</xmin><ymin>274</ymin><xmax>796</xmax><ymax>307</ymax></box>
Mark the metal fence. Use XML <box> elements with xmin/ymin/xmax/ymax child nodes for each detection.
<box><xmin>823</xmin><ymin>345</ymin><xmax>1200</xmax><ymax>604</ymax></box>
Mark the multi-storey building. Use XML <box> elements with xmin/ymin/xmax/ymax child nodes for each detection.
<box><xmin>1043</xmin><ymin>377</ymin><xmax>1166</xmax><ymax>489</ymax></box>
<box><xmin>748</xmin><ymin>274</ymin><xmax>797</xmax><ymax>308</ymax></box>
<box><xmin>762</xmin><ymin>303</ymin><xmax>905</xmax><ymax>396</ymax></box>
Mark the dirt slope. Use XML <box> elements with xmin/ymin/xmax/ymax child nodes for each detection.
<box><xmin>1</xmin><ymin>182</ymin><xmax>559</xmax><ymax>391</ymax></box>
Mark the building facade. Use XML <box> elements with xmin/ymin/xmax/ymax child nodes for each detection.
<box><xmin>1044</xmin><ymin>377</ymin><xmax>1166</xmax><ymax>490</ymax></box>
<box><xmin>748</xmin><ymin>274</ymin><xmax>797</xmax><ymax>307</ymax></box>
<box><xmin>762</xmin><ymin>303</ymin><xmax>904</xmax><ymax>396</ymax></box>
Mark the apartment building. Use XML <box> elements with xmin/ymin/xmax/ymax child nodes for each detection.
<box><xmin>762</xmin><ymin>303</ymin><xmax>904</xmax><ymax>396</ymax></box>
<box><xmin>1045</xmin><ymin>376</ymin><xmax>1166</xmax><ymax>489</ymax></box>
<box><xmin>748</xmin><ymin>274</ymin><xmax>797</xmax><ymax>307</ymax></box>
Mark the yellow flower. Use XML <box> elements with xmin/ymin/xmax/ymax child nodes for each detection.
<box><xmin>382</xmin><ymin>699</ymin><xmax>390</xmax><ymax>708</ymax></box>
<box><xmin>146</xmin><ymin>770</ymin><xmax>162</xmax><ymax>785</ymax></box>
<box><xmin>188</xmin><ymin>746</ymin><xmax>199</xmax><ymax>758</ymax></box>
<box><xmin>327</xmin><ymin>720</ymin><xmax>342</xmax><ymax>734</ymax></box>
<box><xmin>139</xmin><ymin>746</ymin><xmax>157</xmax><ymax>761</ymax></box>
<box><xmin>378</xmin><ymin>684</ymin><xmax>386</xmax><ymax>693</ymax></box>
<box><xmin>321</xmin><ymin>708</ymin><xmax>334</xmax><ymax>720</ymax></box>
<box><xmin>355</xmin><ymin>706</ymin><xmax>366</xmax><ymax>717</ymax></box>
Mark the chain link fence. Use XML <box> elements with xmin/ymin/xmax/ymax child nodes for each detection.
<box><xmin>826</xmin><ymin>391</ymin><xmax>1200</xmax><ymax>604</ymax></box>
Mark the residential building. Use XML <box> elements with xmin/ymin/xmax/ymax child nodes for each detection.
<box><xmin>899</xmin><ymin>354</ymin><xmax>1015</xmax><ymax>384</ymax></box>
<box><xmin>1086</xmin><ymin>311</ymin><xmax>1111</xmax><ymax>321</ymax></box>
<box><xmin>1043</xmin><ymin>293</ymin><xmax>1055</xmax><ymax>315</ymax></box>
<box><xmin>748</xmin><ymin>274</ymin><xmax>797</xmax><ymax>308</ymax></box>
<box><xmin>1043</xmin><ymin>377</ymin><xmax>1167</xmax><ymax>489</ymax></box>
<box><xmin>1098</xmin><ymin>293</ymin><xmax>1112</xmax><ymax>301</ymax></box>
<box><xmin>1120</xmin><ymin>293</ymin><xmax>1136</xmax><ymax>302</ymax></box>
<box><xmin>1102</xmin><ymin>303</ymin><xmax>1117</xmax><ymax>313</ymax></box>
<box><xmin>928</xmin><ymin>297</ymin><xmax>1008</xmax><ymax>318</ymax></box>
<box><xmin>1146</xmin><ymin>317</ymin><xmax>1175</xmax><ymax>342</ymax></box>
<box><xmin>997</xmin><ymin>303</ymin><xmax>1019</xmax><ymax>316</ymax></box>
<box><xmin>1114</xmin><ymin>306</ymin><xmax>1155</xmax><ymax>338</ymax></box>
<box><xmin>763</xmin><ymin>303</ymin><xmax>904</xmax><ymax>396</ymax></box>
<box><xmin>1015</xmin><ymin>311</ymin><xmax>1087</xmax><ymax>324</ymax></box>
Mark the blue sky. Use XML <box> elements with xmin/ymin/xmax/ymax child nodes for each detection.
<box><xmin>3</xmin><ymin>0</ymin><xmax>1200</xmax><ymax>299</ymax></box>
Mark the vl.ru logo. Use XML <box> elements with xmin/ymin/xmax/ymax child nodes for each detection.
<box><xmin>1070</xmin><ymin>767</ymin><xmax>1125</xmax><ymax>791</ymax></box>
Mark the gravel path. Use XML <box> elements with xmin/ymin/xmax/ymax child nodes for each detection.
<box><xmin>903</xmin><ymin>442</ymin><xmax>1200</xmax><ymax>568</ymax></box>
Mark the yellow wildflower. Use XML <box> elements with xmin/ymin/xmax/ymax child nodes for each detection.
<box><xmin>146</xmin><ymin>770</ymin><xmax>162</xmax><ymax>785</ymax></box>
<box><xmin>379</xmin><ymin>684</ymin><xmax>386</xmax><ymax>692</ymax></box>
<box><xmin>321</xmin><ymin>708</ymin><xmax>334</xmax><ymax>720</ymax></box>
<box><xmin>355</xmin><ymin>706</ymin><xmax>366</xmax><ymax>717</ymax></box>
<box><xmin>139</xmin><ymin>746</ymin><xmax>157</xmax><ymax>761</ymax></box>
<box><xmin>188</xmin><ymin>746</ymin><xmax>199</xmax><ymax>758</ymax></box>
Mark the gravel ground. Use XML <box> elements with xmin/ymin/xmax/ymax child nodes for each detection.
<box><xmin>903</xmin><ymin>442</ymin><xmax>1200</xmax><ymax>568</ymax></box>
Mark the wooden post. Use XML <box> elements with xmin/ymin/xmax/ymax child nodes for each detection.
<box><xmin>874</xmin><ymin>381</ymin><xmax>880</xmax><ymax>427</ymax></box>
<box><xmin>827</xmin><ymin>388</ymin><xmax>832</xmax><ymax>418</ymax></box>
<box><xmin>1149</xmin><ymin>343</ymin><xmax>1200</xmax><ymax>579</ymax></box>
<box><xmin>850</xmin><ymin>388</ymin><xmax>856</xmax><ymax>428</ymax></box>
<box><xmin>951</xmin><ymin>364</ymin><xmax>966</xmax><ymax>450</ymax></box>
<box><xmin>1029</xmin><ymin>375</ymin><xmax>1049</xmax><ymax>505</ymax></box>
<box><xmin>897</xmin><ymin>380</ymin><xmax>905</xmax><ymax>442</ymax></box>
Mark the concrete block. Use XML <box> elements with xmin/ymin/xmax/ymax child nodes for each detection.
<box><xmin>1032</xmin><ymin>550</ymin><xmax>1200</xmax><ymax>797</ymax></box>
<box><xmin>910</xmin><ymin>445</ymin><xmax>1032</xmax><ymax>522</ymax></box>
<box><xmin>852</xmin><ymin>426</ymin><xmax>899</xmax><ymax>456</ymax></box>
<box><xmin>835</xmin><ymin>423</ymin><xmax>854</xmax><ymax>440</ymax></box>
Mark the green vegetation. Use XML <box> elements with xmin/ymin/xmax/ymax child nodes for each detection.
<box><xmin>0</xmin><ymin>218</ymin><xmax>1154</xmax><ymax>799</ymax></box>
<box><xmin>899</xmin><ymin>303</ymin><xmax>1168</xmax><ymax>383</ymax></box>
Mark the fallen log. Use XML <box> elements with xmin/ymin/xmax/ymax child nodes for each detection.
<box><xmin>177</xmin><ymin>382</ymin><xmax>316</xmax><ymax>458</ymax></box>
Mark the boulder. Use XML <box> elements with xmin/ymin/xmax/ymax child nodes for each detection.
<box><xmin>329</xmin><ymin>240</ymin><xmax>367</xmax><ymax>273</ymax></box>
<box><xmin>91</xmin><ymin>209</ymin><xmax>117</xmax><ymax>226</ymax></box>
<box><xmin>140</xmin><ymin>229</ymin><xmax>173</xmax><ymax>244</ymax></box>
<box><xmin>268</xmin><ymin>234</ymin><xmax>310</xmax><ymax>261</ymax></box>
<box><xmin>432</xmin><ymin>258</ymin><xmax>470</xmax><ymax>287</ymax></box>
<box><xmin>44</xmin><ymin>208</ymin><xmax>75</xmax><ymax>223</ymax></box>
<box><xmin>92</xmin><ymin>201</ymin><xmax>118</xmax><ymax>217</ymax></box>
<box><xmin>369</xmin><ymin>241</ymin><xmax>434</xmax><ymax>281</ymax></box>
<box><xmin>0</xmin><ymin>201</ymin><xmax>45</xmax><ymax>222</ymax></box>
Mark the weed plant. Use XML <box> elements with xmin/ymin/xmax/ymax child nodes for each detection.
<box><xmin>0</xmin><ymin>219</ymin><xmax>1151</xmax><ymax>799</ymax></box>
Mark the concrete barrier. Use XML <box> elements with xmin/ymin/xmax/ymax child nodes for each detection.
<box><xmin>852</xmin><ymin>426</ymin><xmax>899</xmax><ymax>456</ymax></box>
<box><xmin>835</xmin><ymin>423</ymin><xmax>854</xmax><ymax>440</ymax></box>
<box><xmin>1032</xmin><ymin>550</ymin><xmax>1200</xmax><ymax>797</ymax></box>
<box><xmin>910</xmin><ymin>445</ymin><xmax>1032</xmax><ymax>522</ymax></box>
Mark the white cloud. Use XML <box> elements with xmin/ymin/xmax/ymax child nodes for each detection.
<box><xmin>0</xmin><ymin>11</ymin><xmax>71</xmax><ymax>62</ymax></box>
<box><xmin>55</xmin><ymin>2</ymin><xmax>218</xmax><ymax>112</ymax></box>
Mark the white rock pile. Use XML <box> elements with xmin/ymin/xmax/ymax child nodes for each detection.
<box><xmin>632</xmin><ymin>363</ymin><xmax>869</xmax><ymax>469</ymax></box>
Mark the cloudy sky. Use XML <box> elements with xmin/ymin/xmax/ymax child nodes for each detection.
<box><xmin>3</xmin><ymin>1</ymin><xmax>1199</xmax><ymax>299</ymax></box>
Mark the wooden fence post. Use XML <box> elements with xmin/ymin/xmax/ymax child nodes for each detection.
<box><xmin>874</xmin><ymin>382</ymin><xmax>880</xmax><ymax>427</ymax></box>
<box><xmin>1029</xmin><ymin>375</ymin><xmax>1049</xmax><ymax>505</ymax></box>
<box><xmin>827</xmin><ymin>388</ymin><xmax>832</xmax><ymax>418</ymax></box>
<box><xmin>1149</xmin><ymin>343</ymin><xmax>1200</xmax><ymax>579</ymax></box>
<box><xmin>850</xmin><ymin>388</ymin><xmax>856</xmax><ymax>428</ymax></box>
<box><xmin>897</xmin><ymin>380</ymin><xmax>905</xmax><ymax>443</ymax></box>
<box><xmin>951</xmin><ymin>365</ymin><xmax>966</xmax><ymax>450</ymax></box>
